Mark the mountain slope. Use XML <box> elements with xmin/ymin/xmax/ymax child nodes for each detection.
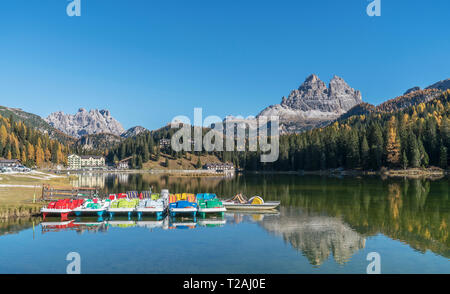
<box><xmin>0</xmin><ymin>106</ymin><xmax>74</xmax><ymax>143</ymax></box>
<box><xmin>121</xmin><ymin>126</ymin><xmax>148</xmax><ymax>138</ymax></box>
<box><xmin>337</xmin><ymin>78</ymin><xmax>450</xmax><ymax>122</ymax></box>
<box><xmin>74</xmin><ymin>133</ymin><xmax>123</xmax><ymax>151</ymax></box>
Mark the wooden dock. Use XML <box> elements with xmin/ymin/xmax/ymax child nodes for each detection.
<box><xmin>41</xmin><ymin>184</ymin><xmax>99</xmax><ymax>201</ymax></box>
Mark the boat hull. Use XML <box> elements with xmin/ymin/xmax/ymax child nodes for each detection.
<box><xmin>40</xmin><ymin>208</ymin><xmax>73</xmax><ymax>220</ymax></box>
<box><xmin>73</xmin><ymin>208</ymin><xmax>107</xmax><ymax>217</ymax></box>
<box><xmin>222</xmin><ymin>201</ymin><xmax>280</xmax><ymax>210</ymax></box>
<box><xmin>169</xmin><ymin>207</ymin><xmax>197</xmax><ymax>217</ymax></box>
<box><xmin>135</xmin><ymin>207</ymin><xmax>166</xmax><ymax>219</ymax></box>
<box><xmin>107</xmin><ymin>208</ymin><xmax>135</xmax><ymax>219</ymax></box>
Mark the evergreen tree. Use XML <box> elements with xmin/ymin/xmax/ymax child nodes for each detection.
<box><xmin>439</xmin><ymin>144</ymin><xmax>448</xmax><ymax>169</ymax></box>
<box><xmin>386</xmin><ymin>116</ymin><xmax>401</xmax><ymax>167</ymax></box>
<box><xmin>361</xmin><ymin>135</ymin><xmax>370</xmax><ymax>169</ymax></box>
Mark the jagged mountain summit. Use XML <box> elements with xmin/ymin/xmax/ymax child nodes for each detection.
<box><xmin>258</xmin><ymin>74</ymin><xmax>363</xmax><ymax>133</ymax></box>
<box><xmin>45</xmin><ymin>108</ymin><xmax>125</xmax><ymax>138</ymax></box>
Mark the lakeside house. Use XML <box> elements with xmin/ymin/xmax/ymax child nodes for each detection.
<box><xmin>67</xmin><ymin>154</ymin><xmax>106</xmax><ymax>170</ymax></box>
<box><xmin>203</xmin><ymin>162</ymin><xmax>235</xmax><ymax>172</ymax></box>
<box><xmin>159</xmin><ymin>138</ymin><xmax>171</xmax><ymax>150</ymax></box>
<box><xmin>115</xmin><ymin>156</ymin><xmax>132</xmax><ymax>170</ymax></box>
<box><xmin>0</xmin><ymin>159</ymin><xmax>21</xmax><ymax>168</ymax></box>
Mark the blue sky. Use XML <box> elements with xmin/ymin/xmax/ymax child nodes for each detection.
<box><xmin>0</xmin><ymin>0</ymin><xmax>449</xmax><ymax>130</ymax></box>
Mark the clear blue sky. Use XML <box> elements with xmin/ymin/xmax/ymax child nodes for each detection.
<box><xmin>0</xmin><ymin>0</ymin><xmax>449</xmax><ymax>130</ymax></box>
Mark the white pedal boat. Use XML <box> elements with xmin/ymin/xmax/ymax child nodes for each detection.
<box><xmin>136</xmin><ymin>199</ymin><xmax>167</xmax><ymax>218</ymax></box>
<box><xmin>222</xmin><ymin>201</ymin><xmax>280</xmax><ymax>210</ymax></box>
<box><xmin>222</xmin><ymin>196</ymin><xmax>280</xmax><ymax>211</ymax></box>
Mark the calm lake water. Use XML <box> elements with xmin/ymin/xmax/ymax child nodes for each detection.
<box><xmin>0</xmin><ymin>173</ymin><xmax>449</xmax><ymax>274</ymax></box>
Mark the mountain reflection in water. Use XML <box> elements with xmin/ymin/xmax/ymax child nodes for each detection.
<box><xmin>258</xmin><ymin>208</ymin><xmax>365</xmax><ymax>266</ymax></box>
<box><xmin>0</xmin><ymin>173</ymin><xmax>448</xmax><ymax>272</ymax></box>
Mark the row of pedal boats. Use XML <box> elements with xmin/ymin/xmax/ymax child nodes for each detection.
<box><xmin>40</xmin><ymin>189</ymin><xmax>280</xmax><ymax>220</ymax></box>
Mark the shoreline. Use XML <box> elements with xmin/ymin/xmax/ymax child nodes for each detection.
<box><xmin>0</xmin><ymin>168</ymin><xmax>447</xmax><ymax>219</ymax></box>
<box><xmin>242</xmin><ymin>167</ymin><xmax>447</xmax><ymax>178</ymax></box>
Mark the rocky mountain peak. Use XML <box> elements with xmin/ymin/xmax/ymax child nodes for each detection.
<box><xmin>258</xmin><ymin>74</ymin><xmax>362</xmax><ymax>133</ymax></box>
<box><xmin>45</xmin><ymin>108</ymin><xmax>125</xmax><ymax>138</ymax></box>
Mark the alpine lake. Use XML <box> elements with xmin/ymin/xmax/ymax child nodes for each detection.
<box><xmin>0</xmin><ymin>173</ymin><xmax>448</xmax><ymax>274</ymax></box>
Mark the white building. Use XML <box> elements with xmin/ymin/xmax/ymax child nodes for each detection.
<box><xmin>67</xmin><ymin>154</ymin><xmax>105</xmax><ymax>170</ymax></box>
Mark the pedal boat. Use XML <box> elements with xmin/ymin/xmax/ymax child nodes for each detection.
<box><xmin>168</xmin><ymin>193</ymin><xmax>198</xmax><ymax>217</ymax></box>
<box><xmin>107</xmin><ymin>197</ymin><xmax>139</xmax><ymax>219</ymax></box>
<box><xmin>222</xmin><ymin>195</ymin><xmax>280</xmax><ymax>211</ymax></box>
<box><xmin>196</xmin><ymin>193</ymin><xmax>226</xmax><ymax>218</ymax></box>
<box><xmin>135</xmin><ymin>194</ymin><xmax>167</xmax><ymax>219</ymax></box>
<box><xmin>73</xmin><ymin>199</ymin><xmax>110</xmax><ymax>217</ymax></box>
<box><xmin>41</xmin><ymin>199</ymin><xmax>84</xmax><ymax>220</ymax></box>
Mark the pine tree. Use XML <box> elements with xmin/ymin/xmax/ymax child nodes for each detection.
<box><xmin>386</xmin><ymin>116</ymin><xmax>401</xmax><ymax>167</ymax></box>
<box><xmin>408</xmin><ymin>133</ymin><xmax>420</xmax><ymax>168</ymax></box>
<box><xmin>401</xmin><ymin>151</ymin><xmax>408</xmax><ymax>170</ymax></box>
<box><xmin>361</xmin><ymin>135</ymin><xmax>370</xmax><ymax>169</ymax></box>
<box><xmin>439</xmin><ymin>144</ymin><xmax>448</xmax><ymax>169</ymax></box>
<box><xmin>195</xmin><ymin>156</ymin><xmax>202</xmax><ymax>169</ymax></box>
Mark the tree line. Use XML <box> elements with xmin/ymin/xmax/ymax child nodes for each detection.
<box><xmin>103</xmin><ymin>91</ymin><xmax>449</xmax><ymax>172</ymax></box>
<box><xmin>0</xmin><ymin>114</ymin><xmax>69</xmax><ymax>167</ymax></box>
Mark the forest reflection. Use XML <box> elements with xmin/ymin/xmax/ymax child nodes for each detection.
<box><xmin>56</xmin><ymin>173</ymin><xmax>450</xmax><ymax>263</ymax></box>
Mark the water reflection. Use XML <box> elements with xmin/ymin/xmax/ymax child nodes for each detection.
<box><xmin>259</xmin><ymin>207</ymin><xmax>365</xmax><ymax>266</ymax></box>
<box><xmin>2</xmin><ymin>174</ymin><xmax>449</xmax><ymax>269</ymax></box>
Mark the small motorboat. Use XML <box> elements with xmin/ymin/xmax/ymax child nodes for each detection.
<box><xmin>168</xmin><ymin>193</ymin><xmax>198</xmax><ymax>217</ymax></box>
<box><xmin>196</xmin><ymin>193</ymin><xmax>226</xmax><ymax>218</ymax></box>
<box><xmin>41</xmin><ymin>199</ymin><xmax>84</xmax><ymax>220</ymax></box>
<box><xmin>222</xmin><ymin>194</ymin><xmax>280</xmax><ymax>211</ymax></box>
<box><xmin>72</xmin><ymin>198</ymin><xmax>110</xmax><ymax>217</ymax></box>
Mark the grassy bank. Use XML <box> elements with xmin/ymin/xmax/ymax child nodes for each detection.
<box><xmin>0</xmin><ymin>171</ymin><xmax>74</xmax><ymax>219</ymax></box>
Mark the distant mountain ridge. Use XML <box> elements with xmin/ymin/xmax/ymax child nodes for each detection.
<box><xmin>45</xmin><ymin>108</ymin><xmax>125</xmax><ymax>138</ymax></box>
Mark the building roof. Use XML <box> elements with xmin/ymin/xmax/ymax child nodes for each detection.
<box><xmin>0</xmin><ymin>159</ymin><xmax>21</xmax><ymax>163</ymax></box>
<box><xmin>80</xmin><ymin>155</ymin><xmax>104</xmax><ymax>159</ymax></box>
<box><xmin>119</xmin><ymin>156</ymin><xmax>133</xmax><ymax>163</ymax></box>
